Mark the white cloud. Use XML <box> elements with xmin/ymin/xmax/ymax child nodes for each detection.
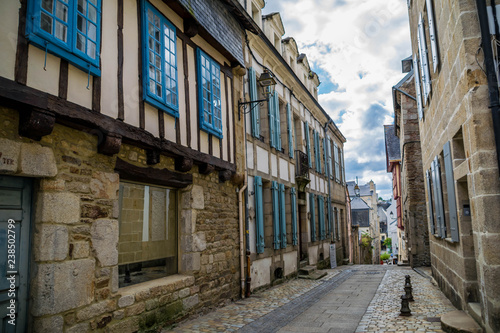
<box><xmin>263</xmin><ymin>0</ymin><xmax>410</xmax><ymax>199</ymax></box>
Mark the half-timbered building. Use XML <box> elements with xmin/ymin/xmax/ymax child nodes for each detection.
<box><xmin>239</xmin><ymin>1</ymin><xmax>348</xmax><ymax>291</ymax></box>
<box><xmin>0</xmin><ymin>0</ymin><xmax>257</xmax><ymax>331</ymax></box>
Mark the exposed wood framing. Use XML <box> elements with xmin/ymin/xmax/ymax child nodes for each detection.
<box><xmin>115</xmin><ymin>158</ymin><xmax>193</xmax><ymax>188</ymax></box>
<box><xmin>14</xmin><ymin>0</ymin><xmax>28</xmax><ymax>85</ymax></box>
<box><xmin>58</xmin><ymin>60</ymin><xmax>68</xmax><ymax>99</ymax></box>
<box><xmin>0</xmin><ymin>77</ymin><xmax>235</xmax><ymax>172</ymax></box>
<box><xmin>117</xmin><ymin>0</ymin><xmax>124</xmax><ymax>121</ymax></box>
<box><xmin>18</xmin><ymin>107</ymin><xmax>55</xmax><ymax>141</ymax></box>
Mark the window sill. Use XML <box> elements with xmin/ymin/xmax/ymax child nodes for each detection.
<box><xmin>117</xmin><ymin>274</ymin><xmax>194</xmax><ymax>298</ymax></box>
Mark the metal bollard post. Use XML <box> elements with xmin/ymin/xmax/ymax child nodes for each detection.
<box><xmin>404</xmin><ymin>275</ymin><xmax>414</xmax><ymax>301</ymax></box>
<box><xmin>400</xmin><ymin>294</ymin><xmax>411</xmax><ymax>316</ymax></box>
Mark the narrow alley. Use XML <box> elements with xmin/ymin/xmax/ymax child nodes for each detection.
<box><xmin>164</xmin><ymin>265</ymin><xmax>456</xmax><ymax>333</ymax></box>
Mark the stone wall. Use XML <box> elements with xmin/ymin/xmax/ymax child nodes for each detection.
<box><xmin>398</xmin><ymin>80</ymin><xmax>430</xmax><ymax>267</ymax></box>
<box><xmin>0</xmin><ymin>107</ymin><xmax>241</xmax><ymax>332</ymax></box>
<box><xmin>408</xmin><ymin>0</ymin><xmax>500</xmax><ymax>331</ymax></box>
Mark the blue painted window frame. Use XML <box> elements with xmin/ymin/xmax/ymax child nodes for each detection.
<box><xmin>279</xmin><ymin>183</ymin><xmax>286</xmax><ymax>248</ymax></box>
<box><xmin>197</xmin><ymin>48</ymin><xmax>223</xmax><ymax>138</ymax></box>
<box><xmin>309</xmin><ymin>193</ymin><xmax>316</xmax><ymax>242</ymax></box>
<box><xmin>141</xmin><ymin>1</ymin><xmax>179</xmax><ymax>117</ymax></box>
<box><xmin>26</xmin><ymin>0</ymin><xmax>101</xmax><ymax>76</ymax></box>
<box><xmin>271</xmin><ymin>181</ymin><xmax>280</xmax><ymax>249</ymax></box>
<box><xmin>291</xmin><ymin>188</ymin><xmax>298</xmax><ymax>245</ymax></box>
<box><xmin>249</xmin><ymin>67</ymin><xmax>260</xmax><ymax>138</ymax></box>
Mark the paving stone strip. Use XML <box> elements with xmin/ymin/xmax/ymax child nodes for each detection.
<box><xmin>238</xmin><ymin>269</ymin><xmax>356</xmax><ymax>333</ymax></box>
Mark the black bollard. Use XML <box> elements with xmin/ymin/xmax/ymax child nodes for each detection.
<box><xmin>405</xmin><ymin>282</ymin><xmax>414</xmax><ymax>302</ymax></box>
<box><xmin>400</xmin><ymin>294</ymin><xmax>411</xmax><ymax>316</ymax></box>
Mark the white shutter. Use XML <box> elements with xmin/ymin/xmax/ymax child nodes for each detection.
<box><xmin>417</xmin><ymin>14</ymin><xmax>432</xmax><ymax>104</ymax></box>
<box><xmin>413</xmin><ymin>55</ymin><xmax>424</xmax><ymax>120</ymax></box>
<box><xmin>426</xmin><ymin>0</ymin><xmax>439</xmax><ymax>73</ymax></box>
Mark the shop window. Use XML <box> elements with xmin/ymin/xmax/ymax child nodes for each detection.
<box><xmin>118</xmin><ymin>182</ymin><xmax>177</xmax><ymax>287</ymax></box>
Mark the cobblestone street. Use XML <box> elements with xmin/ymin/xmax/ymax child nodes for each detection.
<box><xmin>163</xmin><ymin>265</ymin><xmax>457</xmax><ymax>333</ymax></box>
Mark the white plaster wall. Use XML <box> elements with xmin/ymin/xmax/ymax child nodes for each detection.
<box><xmin>200</xmin><ymin>131</ymin><xmax>209</xmax><ymax>154</ymax></box>
<box><xmin>100</xmin><ymin>0</ymin><xmax>118</xmax><ymax>119</ymax></box>
<box><xmin>212</xmin><ymin>136</ymin><xmax>220</xmax><ymax>158</ymax></box>
<box><xmin>323</xmin><ymin>242</ymin><xmax>331</xmax><ymax>259</ymax></box>
<box><xmin>151</xmin><ymin>0</ymin><xmax>183</xmax><ymax>29</ymax></box>
<box><xmin>122</xmin><ymin>0</ymin><xmax>140</xmax><ymax>127</ymax></box>
<box><xmin>0</xmin><ymin>0</ymin><xmax>20</xmax><ymax>80</ymax></box>
<box><xmin>251</xmin><ymin>257</ymin><xmax>272</xmax><ymax>290</ymax></box>
<box><xmin>283</xmin><ymin>251</ymin><xmax>298</xmax><ymax>277</ymax></box>
<box><xmin>227</xmin><ymin>76</ymin><xmax>234</xmax><ymax>163</ymax></box>
<box><xmin>308</xmin><ymin>245</ymin><xmax>319</xmax><ymax>265</ymax></box>
<box><xmin>290</xmin><ymin>164</ymin><xmax>295</xmax><ymax>184</ymax></box>
<box><xmin>187</xmin><ymin>45</ymin><xmax>198</xmax><ymax>151</ymax></box>
<box><xmin>245</xmin><ymin>110</ymin><xmax>252</xmax><ymax>135</ymax></box>
<box><xmin>310</xmin><ymin>173</ymin><xmax>315</xmax><ymax>191</ymax></box>
<box><xmin>247</xmin><ymin>142</ymin><xmax>254</xmax><ymax>169</ymax></box>
<box><xmin>144</xmin><ymin>104</ymin><xmax>159</xmax><ymax>137</ymax></box>
<box><xmin>219</xmin><ymin>75</ymin><xmax>227</xmax><ymax>160</ymax></box>
<box><xmin>27</xmin><ymin>46</ymin><xmax>60</xmax><ymax>96</ymax></box>
<box><xmin>164</xmin><ymin>112</ymin><xmax>176</xmax><ymax>142</ymax></box>
<box><xmin>271</xmin><ymin>153</ymin><xmax>277</xmax><ymax>178</ymax></box>
<box><xmin>319</xmin><ymin>178</ymin><xmax>324</xmax><ymax>194</ymax></box>
<box><xmin>256</xmin><ymin>146</ymin><xmax>269</xmax><ymax>174</ymax></box>
<box><xmin>67</xmin><ymin>64</ymin><xmax>92</xmax><ymax>109</ymax></box>
<box><xmin>279</xmin><ymin>158</ymin><xmax>289</xmax><ymax>182</ymax></box>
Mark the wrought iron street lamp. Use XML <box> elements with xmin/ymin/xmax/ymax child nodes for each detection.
<box><xmin>238</xmin><ymin>69</ymin><xmax>277</xmax><ymax>114</ymax></box>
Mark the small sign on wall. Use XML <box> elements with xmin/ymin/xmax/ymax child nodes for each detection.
<box><xmin>330</xmin><ymin>244</ymin><xmax>337</xmax><ymax>268</ymax></box>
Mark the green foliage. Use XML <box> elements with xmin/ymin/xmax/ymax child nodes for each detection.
<box><xmin>360</xmin><ymin>232</ymin><xmax>373</xmax><ymax>248</ymax></box>
<box><xmin>383</xmin><ymin>237</ymin><xmax>392</xmax><ymax>247</ymax></box>
<box><xmin>380</xmin><ymin>253</ymin><xmax>390</xmax><ymax>261</ymax></box>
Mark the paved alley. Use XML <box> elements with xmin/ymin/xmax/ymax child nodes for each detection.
<box><xmin>164</xmin><ymin>265</ymin><xmax>456</xmax><ymax>333</ymax></box>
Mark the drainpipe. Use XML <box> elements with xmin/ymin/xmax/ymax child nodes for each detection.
<box><xmin>476</xmin><ymin>0</ymin><xmax>500</xmax><ymax>178</ymax></box>
<box><xmin>238</xmin><ymin>69</ymin><xmax>249</xmax><ymax>299</ymax></box>
<box><xmin>323</xmin><ymin>119</ymin><xmax>334</xmax><ymax>241</ymax></box>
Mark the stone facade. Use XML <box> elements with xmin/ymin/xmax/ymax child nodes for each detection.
<box><xmin>407</xmin><ymin>1</ymin><xmax>500</xmax><ymax>331</ymax></box>
<box><xmin>0</xmin><ymin>108</ymin><xmax>242</xmax><ymax>331</ymax></box>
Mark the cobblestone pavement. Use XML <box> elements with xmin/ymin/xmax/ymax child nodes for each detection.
<box><xmin>355</xmin><ymin>267</ymin><xmax>456</xmax><ymax>333</ymax></box>
<box><xmin>163</xmin><ymin>265</ymin><xmax>457</xmax><ymax>333</ymax></box>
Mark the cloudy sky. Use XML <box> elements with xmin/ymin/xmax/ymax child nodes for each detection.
<box><xmin>262</xmin><ymin>0</ymin><xmax>412</xmax><ymax>199</ymax></box>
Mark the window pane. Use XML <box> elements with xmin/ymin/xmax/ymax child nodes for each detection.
<box><xmin>76</xmin><ymin>33</ymin><xmax>85</xmax><ymax>52</ymax></box>
<box><xmin>77</xmin><ymin>14</ymin><xmax>86</xmax><ymax>32</ymax></box>
<box><xmin>40</xmin><ymin>12</ymin><xmax>53</xmax><ymax>34</ymax></box>
<box><xmin>156</xmin><ymin>84</ymin><xmax>162</xmax><ymax>97</ymax></box>
<box><xmin>88</xmin><ymin>22</ymin><xmax>97</xmax><ymax>41</ymax></box>
<box><xmin>87</xmin><ymin>41</ymin><xmax>96</xmax><ymax>58</ymax></box>
<box><xmin>77</xmin><ymin>0</ymin><xmax>86</xmax><ymax>15</ymax></box>
<box><xmin>89</xmin><ymin>0</ymin><xmax>97</xmax><ymax>5</ymax></box>
<box><xmin>42</xmin><ymin>0</ymin><xmax>53</xmax><ymax>12</ymax></box>
<box><xmin>55</xmin><ymin>21</ymin><xmax>67</xmax><ymax>42</ymax></box>
<box><xmin>118</xmin><ymin>183</ymin><xmax>178</xmax><ymax>287</ymax></box>
<box><xmin>88</xmin><ymin>5</ymin><xmax>97</xmax><ymax>22</ymax></box>
<box><xmin>55</xmin><ymin>2</ymin><xmax>68</xmax><ymax>22</ymax></box>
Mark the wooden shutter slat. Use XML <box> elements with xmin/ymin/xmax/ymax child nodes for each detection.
<box><xmin>291</xmin><ymin>187</ymin><xmax>298</xmax><ymax>245</ymax></box>
<box><xmin>309</xmin><ymin>193</ymin><xmax>316</xmax><ymax>242</ymax></box>
<box><xmin>443</xmin><ymin>141</ymin><xmax>459</xmax><ymax>242</ymax></box>
<box><xmin>279</xmin><ymin>183</ymin><xmax>286</xmax><ymax>248</ymax></box>
<box><xmin>254</xmin><ymin>176</ymin><xmax>265</xmax><ymax>253</ymax></box>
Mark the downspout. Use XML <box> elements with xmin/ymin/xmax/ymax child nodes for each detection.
<box><xmin>323</xmin><ymin>119</ymin><xmax>334</xmax><ymax>242</ymax></box>
<box><xmin>238</xmin><ymin>69</ymin><xmax>249</xmax><ymax>299</ymax></box>
<box><xmin>476</xmin><ymin>0</ymin><xmax>500</xmax><ymax>178</ymax></box>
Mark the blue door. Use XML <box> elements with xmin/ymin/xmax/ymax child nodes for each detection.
<box><xmin>0</xmin><ymin>176</ymin><xmax>32</xmax><ymax>333</ymax></box>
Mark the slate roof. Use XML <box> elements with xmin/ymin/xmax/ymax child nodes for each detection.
<box><xmin>384</xmin><ymin>125</ymin><xmax>401</xmax><ymax>172</ymax></box>
<box><xmin>346</xmin><ymin>181</ymin><xmax>373</xmax><ymax>197</ymax></box>
<box><xmin>350</xmin><ymin>196</ymin><xmax>370</xmax><ymax>210</ymax></box>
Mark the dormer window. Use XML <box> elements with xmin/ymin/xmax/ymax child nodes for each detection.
<box><xmin>252</xmin><ymin>4</ymin><xmax>260</xmax><ymax>25</ymax></box>
<box><xmin>274</xmin><ymin>34</ymin><xmax>281</xmax><ymax>51</ymax></box>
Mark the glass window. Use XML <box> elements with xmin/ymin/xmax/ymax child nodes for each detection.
<box><xmin>197</xmin><ymin>48</ymin><xmax>223</xmax><ymax>138</ymax></box>
<box><xmin>141</xmin><ymin>1</ymin><xmax>179</xmax><ymax>117</ymax></box>
<box><xmin>118</xmin><ymin>182</ymin><xmax>177</xmax><ymax>287</ymax></box>
<box><xmin>26</xmin><ymin>0</ymin><xmax>101</xmax><ymax>76</ymax></box>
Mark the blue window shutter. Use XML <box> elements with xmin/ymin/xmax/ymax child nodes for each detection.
<box><xmin>249</xmin><ymin>67</ymin><xmax>260</xmax><ymax>138</ymax></box>
<box><xmin>272</xmin><ymin>181</ymin><xmax>280</xmax><ymax>249</ymax></box>
<box><xmin>413</xmin><ymin>55</ymin><xmax>424</xmax><ymax>120</ymax></box>
<box><xmin>327</xmin><ymin>137</ymin><xmax>333</xmax><ymax>178</ymax></box>
<box><xmin>279</xmin><ymin>183</ymin><xmax>286</xmax><ymax>248</ymax></box>
<box><xmin>269</xmin><ymin>92</ymin><xmax>275</xmax><ymax>148</ymax></box>
<box><xmin>25</xmin><ymin>0</ymin><xmax>101</xmax><ymax>76</ymax></box>
<box><xmin>287</xmin><ymin>104</ymin><xmax>294</xmax><ymax>158</ymax></box>
<box><xmin>318</xmin><ymin>196</ymin><xmax>325</xmax><ymax>240</ymax></box>
<box><xmin>254</xmin><ymin>176</ymin><xmax>265</xmax><ymax>253</ymax></box>
<box><xmin>309</xmin><ymin>193</ymin><xmax>316</xmax><ymax>242</ymax></box>
<box><xmin>323</xmin><ymin>137</ymin><xmax>327</xmax><ymax>176</ymax></box>
<box><xmin>334</xmin><ymin>141</ymin><xmax>340</xmax><ymax>180</ymax></box>
<box><xmin>318</xmin><ymin>134</ymin><xmax>322</xmax><ymax>174</ymax></box>
<box><xmin>275</xmin><ymin>93</ymin><xmax>281</xmax><ymax>151</ymax></box>
<box><xmin>326</xmin><ymin>198</ymin><xmax>332</xmax><ymax>237</ymax></box>
<box><xmin>425</xmin><ymin>169</ymin><xmax>435</xmax><ymax>235</ymax></box>
<box><xmin>431</xmin><ymin>156</ymin><xmax>446</xmax><ymax>238</ymax></box>
<box><xmin>426</xmin><ymin>0</ymin><xmax>439</xmax><ymax>73</ymax></box>
<box><xmin>443</xmin><ymin>141</ymin><xmax>459</xmax><ymax>242</ymax></box>
<box><xmin>417</xmin><ymin>14</ymin><xmax>432</xmax><ymax>104</ymax></box>
<box><xmin>291</xmin><ymin>188</ymin><xmax>298</xmax><ymax>245</ymax></box>
<box><xmin>305</xmin><ymin>122</ymin><xmax>312</xmax><ymax>168</ymax></box>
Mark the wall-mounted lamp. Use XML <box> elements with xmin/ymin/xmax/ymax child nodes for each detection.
<box><xmin>238</xmin><ymin>69</ymin><xmax>277</xmax><ymax>114</ymax></box>
<box><xmin>390</xmin><ymin>211</ymin><xmax>394</xmax><ymax>219</ymax></box>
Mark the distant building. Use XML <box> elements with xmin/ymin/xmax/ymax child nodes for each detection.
<box><xmin>406</xmin><ymin>1</ymin><xmax>500</xmax><ymax>331</ymax></box>
<box><xmin>347</xmin><ymin>180</ymin><xmax>380</xmax><ymax>264</ymax></box>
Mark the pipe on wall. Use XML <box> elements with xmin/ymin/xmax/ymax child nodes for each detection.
<box><xmin>476</xmin><ymin>0</ymin><xmax>500</xmax><ymax>178</ymax></box>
